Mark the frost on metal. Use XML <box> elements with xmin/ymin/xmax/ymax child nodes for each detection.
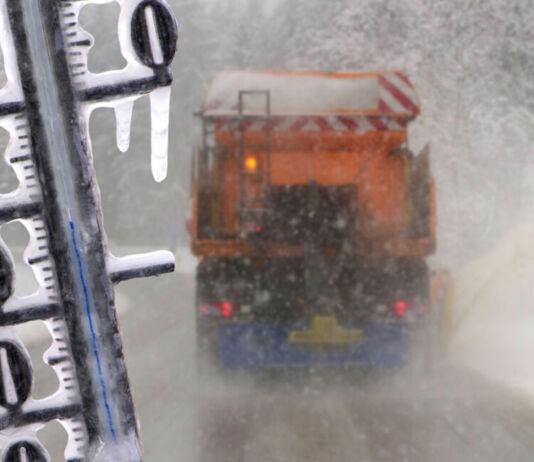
<box><xmin>0</xmin><ymin>0</ymin><xmax>177</xmax><ymax>460</ymax></box>
<box><xmin>72</xmin><ymin>0</ymin><xmax>177</xmax><ymax>182</ymax></box>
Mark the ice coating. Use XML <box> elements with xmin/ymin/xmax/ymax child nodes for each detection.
<box><xmin>0</xmin><ymin>0</ymin><xmax>176</xmax><ymax>458</ymax></box>
<box><xmin>91</xmin><ymin>431</ymin><xmax>142</xmax><ymax>462</ymax></box>
<box><xmin>110</xmin><ymin>85</ymin><xmax>172</xmax><ymax>180</ymax></box>
<box><xmin>114</xmin><ymin>99</ymin><xmax>134</xmax><ymax>152</ymax></box>
<box><xmin>1</xmin><ymin>347</ymin><xmax>17</xmax><ymax>405</ymax></box>
<box><xmin>145</xmin><ymin>6</ymin><xmax>164</xmax><ymax>65</ymax></box>
<box><xmin>0</xmin><ymin>0</ymin><xmax>23</xmax><ymax>107</ymax></box>
<box><xmin>107</xmin><ymin>250</ymin><xmax>175</xmax><ymax>282</ymax></box>
<box><xmin>150</xmin><ymin>86</ymin><xmax>171</xmax><ymax>182</ymax></box>
<box><xmin>63</xmin><ymin>0</ymin><xmax>175</xmax><ymax>182</ymax></box>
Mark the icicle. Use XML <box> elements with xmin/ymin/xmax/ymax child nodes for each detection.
<box><xmin>114</xmin><ymin>99</ymin><xmax>134</xmax><ymax>152</ymax></box>
<box><xmin>20</xmin><ymin>446</ymin><xmax>28</xmax><ymax>462</ymax></box>
<box><xmin>150</xmin><ymin>86</ymin><xmax>171</xmax><ymax>182</ymax></box>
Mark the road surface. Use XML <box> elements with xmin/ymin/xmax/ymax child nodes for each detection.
<box><xmin>23</xmin><ymin>270</ymin><xmax>534</xmax><ymax>461</ymax></box>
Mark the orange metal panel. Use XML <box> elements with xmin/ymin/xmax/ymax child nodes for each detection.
<box><xmin>220</xmin><ymin>154</ymin><xmax>239</xmax><ymax>234</ymax></box>
<box><xmin>210</xmin><ymin>129</ymin><xmax>412</xmax><ymax>240</ymax></box>
<box><xmin>191</xmin><ymin>178</ymin><xmax>198</xmax><ymax>239</ymax></box>
<box><xmin>270</xmin><ymin>151</ymin><xmax>364</xmax><ymax>185</ymax></box>
<box><xmin>191</xmin><ymin>236</ymin><xmax>435</xmax><ymax>259</ymax></box>
<box><xmin>194</xmin><ymin>118</ymin><xmax>436</xmax><ymax>256</ymax></box>
<box><xmin>215</xmin><ymin>130</ymin><xmax>406</xmax><ymax>153</ymax></box>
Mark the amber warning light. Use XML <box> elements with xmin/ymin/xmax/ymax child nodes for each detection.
<box><xmin>245</xmin><ymin>156</ymin><xmax>257</xmax><ymax>171</ymax></box>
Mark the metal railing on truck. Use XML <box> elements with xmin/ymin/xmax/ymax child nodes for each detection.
<box><xmin>238</xmin><ymin>90</ymin><xmax>272</xmax><ymax>234</ymax></box>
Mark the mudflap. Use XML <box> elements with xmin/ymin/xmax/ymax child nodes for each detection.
<box><xmin>217</xmin><ymin>322</ymin><xmax>410</xmax><ymax>369</ymax></box>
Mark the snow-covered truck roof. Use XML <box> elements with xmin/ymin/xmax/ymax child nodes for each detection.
<box><xmin>202</xmin><ymin>70</ymin><xmax>420</xmax><ymax>118</ymax></box>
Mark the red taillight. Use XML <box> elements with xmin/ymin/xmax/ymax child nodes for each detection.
<box><xmin>220</xmin><ymin>302</ymin><xmax>233</xmax><ymax>317</ymax></box>
<box><xmin>243</xmin><ymin>222</ymin><xmax>262</xmax><ymax>233</ymax></box>
<box><xmin>393</xmin><ymin>300</ymin><xmax>407</xmax><ymax>317</ymax></box>
<box><xmin>391</xmin><ymin>300</ymin><xmax>426</xmax><ymax>317</ymax></box>
<box><xmin>200</xmin><ymin>301</ymin><xmax>239</xmax><ymax>317</ymax></box>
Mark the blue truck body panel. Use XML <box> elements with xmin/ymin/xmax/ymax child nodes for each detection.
<box><xmin>218</xmin><ymin>322</ymin><xmax>410</xmax><ymax>369</ymax></box>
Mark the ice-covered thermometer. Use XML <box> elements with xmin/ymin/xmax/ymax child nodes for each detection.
<box><xmin>0</xmin><ymin>0</ymin><xmax>177</xmax><ymax>460</ymax></box>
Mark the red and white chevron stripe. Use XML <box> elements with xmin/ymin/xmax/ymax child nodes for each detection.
<box><xmin>215</xmin><ymin>115</ymin><xmax>408</xmax><ymax>132</ymax></box>
<box><xmin>378</xmin><ymin>72</ymin><xmax>419</xmax><ymax>116</ymax></box>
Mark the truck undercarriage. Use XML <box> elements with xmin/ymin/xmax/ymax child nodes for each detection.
<box><xmin>196</xmin><ymin>256</ymin><xmax>430</xmax><ymax>370</ymax></box>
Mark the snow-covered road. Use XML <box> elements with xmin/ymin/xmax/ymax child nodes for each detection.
<box><xmin>196</xmin><ymin>369</ymin><xmax>534</xmax><ymax>462</ymax></box>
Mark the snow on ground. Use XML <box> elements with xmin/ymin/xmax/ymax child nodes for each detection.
<box><xmin>449</xmin><ymin>216</ymin><xmax>534</xmax><ymax>398</ymax></box>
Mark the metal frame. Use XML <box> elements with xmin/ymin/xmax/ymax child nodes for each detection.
<box><xmin>0</xmin><ymin>0</ymin><xmax>177</xmax><ymax>459</ymax></box>
<box><xmin>237</xmin><ymin>90</ymin><xmax>271</xmax><ymax>228</ymax></box>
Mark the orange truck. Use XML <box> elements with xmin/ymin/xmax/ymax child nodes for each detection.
<box><xmin>191</xmin><ymin>71</ymin><xmax>436</xmax><ymax>369</ymax></box>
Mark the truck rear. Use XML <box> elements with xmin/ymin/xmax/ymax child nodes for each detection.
<box><xmin>191</xmin><ymin>71</ymin><xmax>435</xmax><ymax>370</ymax></box>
